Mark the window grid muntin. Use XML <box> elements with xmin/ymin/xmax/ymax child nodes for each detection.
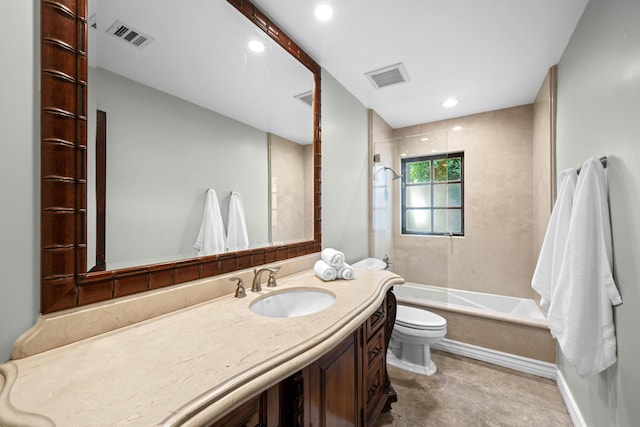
<box><xmin>401</xmin><ymin>152</ymin><xmax>464</xmax><ymax>236</ymax></box>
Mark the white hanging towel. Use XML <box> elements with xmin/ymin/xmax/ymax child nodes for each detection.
<box><xmin>194</xmin><ymin>189</ymin><xmax>226</xmax><ymax>256</ymax></box>
<box><xmin>547</xmin><ymin>157</ymin><xmax>622</xmax><ymax>377</ymax></box>
<box><xmin>531</xmin><ymin>168</ymin><xmax>578</xmax><ymax>312</ymax></box>
<box><xmin>227</xmin><ymin>191</ymin><xmax>249</xmax><ymax>252</ymax></box>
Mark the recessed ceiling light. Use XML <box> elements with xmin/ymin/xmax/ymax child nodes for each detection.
<box><xmin>314</xmin><ymin>4</ymin><xmax>333</xmax><ymax>21</ymax></box>
<box><xmin>452</xmin><ymin>126</ymin><xmax>463</xmax><ymax>131</ymax></box>
<box><xmin>421</xmin><ymin>137</ymin><xmax>429</xmax><ymax>142</ymax></box>
<box><xmin>248</xmin><ymin>40</ymin><xmax>265</xmax><ymax>53</ymax></box>
<box><xmin>442</xmin><ymin>98</ymin><xmax>459</xmax><ymax>108</ymax></box>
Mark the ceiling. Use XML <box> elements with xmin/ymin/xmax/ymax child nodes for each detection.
<box><xmin>90</xmin><ymin>0</ymin><xmax>315</xmax><ymax>144</ymax></box>
<box><xmin>251</xmin><ymin>0</ymin><xmax>589</xmax><ymax>129</ymax></box>
<box><xmin>89</xmin><ymin>0</ymin><xmax>589</xmax><ymax>142</ymax></box>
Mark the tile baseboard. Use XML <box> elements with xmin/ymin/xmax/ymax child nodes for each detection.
<box><xmin>432</xmin><ymin>338</ymin><xmax>556</xmax><ymax>379</ymax></box>
<box><xmin>556</xmin><ymin>369</ymin><xmax>587</xmax><ymax>427</ymax></box>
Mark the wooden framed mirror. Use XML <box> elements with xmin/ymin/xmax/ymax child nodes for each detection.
<box><xmin>40</xmin><ymin>0</ymin><xmax>321</xmax><ymax>314</ymax></box>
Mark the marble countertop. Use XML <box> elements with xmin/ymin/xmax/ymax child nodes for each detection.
<box><xmin>0</xmin><ymin>266</ymin><xmax>402</xmax><ymax>426</ymax></box>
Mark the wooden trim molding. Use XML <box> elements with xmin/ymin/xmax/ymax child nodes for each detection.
<box><xmin>40</xmin><ymin>0</ymin><xmax>322</xmax><ymax>313</ymax></box>
<box><xmin>227</xmin><ymin>0</ymin><xmax>321</xmax><ymax>75</ymax></box>
<box><xmin>40</xmin><ymin>0</ymin><xmax>88</xmax><ymax>313</ymax></box>
<box><xmin>88</xmin><ymin>110</ymin><xmax>106</xmax><ymax>272</ymax></box>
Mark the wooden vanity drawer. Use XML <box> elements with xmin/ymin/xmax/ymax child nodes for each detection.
<box><xmin>364</xmin><ymin>350</ymin><xmax>385</xmax><ymax>419</ymax></box>
<box><xmin>365</xmin><ymin>299</ymin><xmax>387</xmax><ymax>340</ymax></box>
<box><xmin>365</xmin><ymin>327</ymin><xmax>385</xmax><ymax>369</ymax></box>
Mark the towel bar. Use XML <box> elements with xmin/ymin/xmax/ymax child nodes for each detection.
<box><xmin>577</xmin><ymin>156</ymin><xmax>607</xmax><ymax>175</ymax></box>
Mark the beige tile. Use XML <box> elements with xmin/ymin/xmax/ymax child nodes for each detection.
<box><xmin>269</xmin><ymin>133</ymin><xmax>314</xmax><ymax>242</ymax></box>
<box><xmin>423</xmin><ymin>307</ymin><xmax>556</xmax><ymax>363</ymax></box>
<box><xmin>377</xmin><ymin>351</ymin><xmax>571</xmax><ymax>427</ymax></box>
<box><xmin>388</xmin><ymin>105</ymin><xmax>536</xmax><ymax>299</ymax></box>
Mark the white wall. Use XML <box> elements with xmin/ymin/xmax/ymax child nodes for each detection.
<box><xmin>321</xmin><ymin>70</ymin><xmax>370</xmax><ymax>263</ymax></box>
<box><xmin>0</xmin><ymin>0</ymin><xmax>39</xmax><ymax>362</ymax></box>
<box><xmin>93</xmin><ymin>67</ymin><xmax>269</xmax><ymax>268</ymax></box>
<box><xmin>556</xmin><ymin>0</ymin><xmax>640</xmax><ymax>425</ymax></box>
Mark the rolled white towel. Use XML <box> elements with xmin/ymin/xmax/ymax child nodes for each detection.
<box><xmin>314</xmin><ymin>260</ymin><xmax>337</xmax><ymax>281</ymax></box>
<box><xmin>321</xmin><ymin>248</ymin><xmax>345</xmax><ymax>267</ymax></box>
<box><xmin>337</xmin><ymin>263</ymin><xmax>355</xmax><ymax>280</ymax></box>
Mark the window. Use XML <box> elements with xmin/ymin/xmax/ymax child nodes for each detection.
<box><xmin>401</xmin><ymin>152</ymin><xmax>464</xmax><ymax>236</ymax></box>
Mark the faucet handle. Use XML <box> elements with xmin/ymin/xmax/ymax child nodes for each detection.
<box><xmin>230</xmin><ymin>277</ymin><xmax>246</xmax><ymax>298</ymax></box>
<box><xmin>267</xmin><ymin>271</ymin><xmax>278</xmax><ymax>288</ymax></box>
<box><xmin>265</xmin><ymin>265</ymin><xmax>280</xmax><ymax>287</ymax></box>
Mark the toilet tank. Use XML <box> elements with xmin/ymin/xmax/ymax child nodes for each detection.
<box><xmin>352</xmin><ymin>258</ymin><xmax>387</xmax><ymax>270</ymax></box>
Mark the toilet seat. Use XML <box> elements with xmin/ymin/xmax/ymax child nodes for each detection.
<box><xmin>395</xmin><ymin>305</ymin><xmax>446</xmax><ymax>331</ymax></box>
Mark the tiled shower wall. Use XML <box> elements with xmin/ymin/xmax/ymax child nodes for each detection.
<box><xmin>374</xmin><ymin>105</ymin><xmax>538</xmax><ymax>298</ymax></box>
<box><xmin>269</xmin><ymin>134</ymin><xmax>314</xmax><ymax>243</ymax></box>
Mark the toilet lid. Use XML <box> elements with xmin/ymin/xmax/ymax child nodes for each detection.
<box><xmin>395</xmin><ymin>305</ymin><xmax>446</xmax><ymax>330</ymax></box>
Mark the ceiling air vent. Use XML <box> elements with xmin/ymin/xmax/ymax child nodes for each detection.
<box><xmin>365</xmin><ymin>63</ymin><xmax>410</xmax><ymax>89</ymax></box>
<box><xmin>294</xmin><ymin>90</ymin><xmax>313</xmax><ymax>107</ymax></box>
<box><xmin>106</xmin><ymin>20</ymin><xmax>155</xmax><ymax>49</ymax></box>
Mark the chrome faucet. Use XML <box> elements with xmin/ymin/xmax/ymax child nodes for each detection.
<box><xmin>252</xmin><ymin>266</ymin><xmax>281</xmax><ymax>292</ymax></box>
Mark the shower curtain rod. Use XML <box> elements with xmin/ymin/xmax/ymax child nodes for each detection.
<box><xmin>577</xmin><ymin>156</ymin><xmax>607</xmax><ymax>175</ymax></box>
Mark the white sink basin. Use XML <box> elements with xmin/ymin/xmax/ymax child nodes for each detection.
<box><xmin>249</xmin><ymin>288</ymin><xmax>336</xmax><ymax>318</ymax></box>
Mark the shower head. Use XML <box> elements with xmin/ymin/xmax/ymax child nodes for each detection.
<box><xmin>384</xmin><ymin>166</ymin><xmax>403</xmax><ymax>180</ymax></box>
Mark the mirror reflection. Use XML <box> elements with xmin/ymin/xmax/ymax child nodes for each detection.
<box><xmin>87</xmin><ymin>0</ymin><xmax>315</xmax><ymax>270</ymax></box>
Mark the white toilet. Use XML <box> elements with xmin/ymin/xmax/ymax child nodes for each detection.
<box><xmin>388</xmin><ymin>305</ymin><xmax>447</xmax><ymax>376</ymax></box>
<box><xmin>352</xmin><ymin>258</ymin><xmax>447</xmax><ymax>376</ymax></box>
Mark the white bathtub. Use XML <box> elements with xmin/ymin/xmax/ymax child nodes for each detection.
<box><xmin>393</xmin><ymin>283</ymin><xmax>547</xmax><ymax>327</ymax></box>
<box><xmin>391</xmin><ymin>282</ymin><xmax>556</xmax><ymax>373</ymax></box>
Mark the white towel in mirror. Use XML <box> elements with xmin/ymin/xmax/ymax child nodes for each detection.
<box><xmin>194</xmin><ymin>189</ymin><xmax>226</xmax><ymax>256</ymax></box>
<box><xmin>227</xmin><ymin>191</ymin><xmax>249</xmax><ymax>252</ymax></box>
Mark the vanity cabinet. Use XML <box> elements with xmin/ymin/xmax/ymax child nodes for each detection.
<box><xmin>363</xmin><ymin>322</ymin><xmax>387</xmax><ymax>424</ymax></box>
<box><xmin>1</xmin><ymin>262</ymin><xmax>403</xmax><ymax>426</ymax></box>
<box><xmin>213</xmin><ymin>384</ymin><xmax>281</xmax><ymax>427</ymax></box>
<box><xmin>303</xmin><ymin>290</ymin><xmax>395</xmax><ymax>427</ymax></box>
<box><xmin>212</xmin><ymin>395</ymin><xmax>262</xmax><ymax>427</ymax></box>
<box><xmin>304</xmin><ymin>330</ymin><xmax>361</xmax><ymax>426</ymax></box>
<box><xmin>216</xmin><ymin>289</ymin><xmax>396</xmax><ymax>427</ymax></box>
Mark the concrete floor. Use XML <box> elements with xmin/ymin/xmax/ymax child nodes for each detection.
<box><xmin>376</xmin><ymin>350</ymin><xmax>572</xmax><ymax>427</ymax></box>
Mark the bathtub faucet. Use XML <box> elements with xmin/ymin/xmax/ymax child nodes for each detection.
<box><xmin>382</xmin><ymin>254</ymin><xmax>391</xmax><ymax>270</ymax></box>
